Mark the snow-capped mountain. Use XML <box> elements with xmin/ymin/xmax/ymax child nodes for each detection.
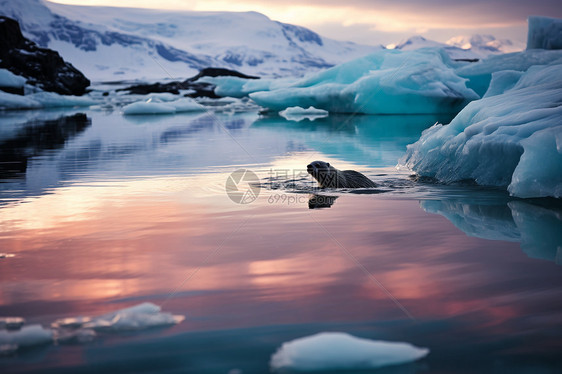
<box><xmin>395</xmin><ymin>34</ymin><xmax>523</xmax><ymax>60</ymax></box>
<box><xmin>0</xmin><ymin>0</ymin><xmax>382</xmax><ymax>82</ymax></box>
<box><xmin>446</xmin><ymin>34</ymin><xmax>524</xmax><ymax>54</ymax></box>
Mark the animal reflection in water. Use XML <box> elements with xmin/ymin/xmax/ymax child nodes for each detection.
<box><xmin>308</xmin><ymin>194</ymin><xmax>338</xmax><ymax>209</ymax></box>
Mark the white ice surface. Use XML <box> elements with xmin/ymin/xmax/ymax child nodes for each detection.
<box><xmin>122</xmin><ymin>97</ymin><xmax>206</xmax><ymax>115</ymax></box>
<box><xmin>270</xmin><ymin>332</ymin><xmax>429</xmax><ymax>372</ymax></box>
<box><xmin>279</xmin><ymin>106</ymin><xmax>328</xmax><ymax>121</ymax></box>
<box><xmin>0</xmin><ymin>325</ymin><xmax>53</xmax><ymax>353</ymax></box>
<box><xmin>0</xmin><ymin>90</ymin><xmax>96</xmax><ymax>110</ymax></box>
<box><xmin>52</xmin><ymin>302</ymin><xmax>185</xmax><ymax>331</ymax></box>
<box><xmin>402</xmin><ymin>62</ymin><xmax>562</xmax><ymax>198</ymax></box>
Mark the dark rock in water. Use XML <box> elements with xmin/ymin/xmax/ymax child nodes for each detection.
<box><xmin>118</xmin><ymin>67</ymin><xmax>259</xmax><ymax>98</ymax></box>
<box><xmin>187</xmin><ymin>67</ymin><xmax>259</xmax><ymax>81</ymax></box>
<box><xmin>0</xmin><ymin>16</ymin><xmax>90</xmax><ymax>96</ymax></box>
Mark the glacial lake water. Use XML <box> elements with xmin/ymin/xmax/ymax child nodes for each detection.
<box><xmin>0</xmin><ymin>106</ymin><xmax>561</xmax><ymax>373</ymax></box>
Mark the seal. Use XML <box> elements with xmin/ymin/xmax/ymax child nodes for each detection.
<box><xmin>307</xmin><ymin>161</ymin><xmax>376</xmax><ymax>188</ymax></box>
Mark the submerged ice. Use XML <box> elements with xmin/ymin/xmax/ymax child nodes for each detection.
<box><xmin>270</xmin><ymin>332</ymin><xmax>429</xmax><ymax>371</ymax></box>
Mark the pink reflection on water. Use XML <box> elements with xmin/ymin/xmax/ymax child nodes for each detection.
<box><xmin>0</xmin><ymin>184</ymin><xmax>561</xmax><ymax>352</ymax></box>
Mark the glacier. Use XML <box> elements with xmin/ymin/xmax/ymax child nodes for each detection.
<box><xmin>401</xmin><ymin>61</ymin><xmax>562</xmax><ymax>199</ymax></box>
<box><xmin>247</xmin><ymin>48</ymin><xmax>478</xmax><ymax>114</ymax></box>
<box><xmin>270</xmin><ymin>332</ymin><xmax>429</xmax><ymax>371</ymax></box>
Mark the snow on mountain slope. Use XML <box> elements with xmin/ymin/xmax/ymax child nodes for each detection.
<box><xmin>0</xmin><ymin>0</ymin><xmax>381</xmax><ymax>82</ymax></box>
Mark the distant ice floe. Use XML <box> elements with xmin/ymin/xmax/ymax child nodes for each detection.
<box><xmin>402</xmin><ymin>61</ymin><xmax>562</xmax><ymax>199</ymax></box>
<box><xmin>0</xmin><ymin>303</ymin><xmax>184</xmax><ymax>355</ymax></box>
<box><xmin>279</xmin><ymin>106</ymin><xmax>328</xmax><ymax>121</ymax></box>
<box><xmin>270</xmin><ymin>332</ymin><xmax>429</xmax><ymax>372</ymax></box>
<box><xmin>122</xmin><ymin>96</ymin><xmax>206</xmax><ymax>115</ymax></box>
<box><xmin>0</xmin><ymin>90</ymin><xmax>96</xmax><ymax>110</ymax></box>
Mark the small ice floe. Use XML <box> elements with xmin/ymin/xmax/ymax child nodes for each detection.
<box><xmin>0</xmin><ymin>317</ymin><xmax>25</xmax><ymax>330</ymax></box>
<box><xmin>279</xmin><ymin>106</ymin><xmax>329</xmax><ymax>122</ymax></box>
<box><xmin>52</xmin><ymin>302</ymin><xmax>185</xmax><ymax>332</ymax></box>
<box><xmin>0</xmin><ymin>253</ymin><xmax>15</xmax><ymax>260</ymax></box>
<box><xmin>55</xmin><ymin>328</ymin><xmax>97</xmax><ymax>345</ymax></box>
<box><xmin>0</xmin><ymin>90</ymin><xmax>96</xmax><ymax>110</ymax></box>
<box><xmin>270</xmin><ymin>332</ymin><xmax>429</xmax><ymax>372</ymax></box>
<box><xmin>0</xmin><ymin>325</ymin><xmax>53</xmax><ymax>355</ymax></box>
<box><xmin>122</xmin><ymin>96</ymin><xmax>206</xmax><ymax>115</ymax></box>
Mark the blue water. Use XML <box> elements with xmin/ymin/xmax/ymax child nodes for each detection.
<box><xmin>0</xmin><ymin>107</ymin><xmax>561</xmax><ymax>373</ymax></box>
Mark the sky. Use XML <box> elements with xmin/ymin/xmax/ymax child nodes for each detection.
<box><xmin>48</xmin><ymin>0</ymin><xmax>562</xmax><ymax>46</ymax></box>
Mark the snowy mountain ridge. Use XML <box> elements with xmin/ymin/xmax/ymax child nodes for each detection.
<box><xmin>0</xmin><ymin>0</ymin><xmax>381</xmax><ymax>81</ymax></box>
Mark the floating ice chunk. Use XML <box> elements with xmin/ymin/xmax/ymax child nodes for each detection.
<box><xmin>0</xmin><ymin>317</ymin><xmax>25</xmax><ymax>330</ymax></box>
<box><xmin>123</xmin><ymin>97</ymin><xmax>205</xmax><ymax>115</ymax></box>
<box><xmin>270</xmin><ymin>332</ymin><xmax>429</xmax><ymax>372</ymax></box>
<box><xmin>122</xmin><ymin>100</ymin><xmax>176</xmax><ymax>115</ymax></box>
<box><xmin>250</xmin><ymin>48</ymin><xmax>478</xmax><ymax>114</ymax></box>
<box><xmin>169</xmin><ymin>98</ymin><xmax>206</xmax><ymax>113</ymax></box>
<box><xmin>27</xmin><ymin>92</ymin><xmax>96</xmax><ymax>108</ymax></box>
<box><xmin>198</xmin><ymin>76</ymin><xmax>284</xmax><ymax>98</ymax></box>
<box><xmin>0</xmin><ymin>69</ymin><xmax>26</xmax><ymax>88</ymax></box>
<box><xmin>0</xmin><ymin>91</ymin><xmax>42</xmax><ymax>109</ymax></box>
<box><xmin>0</xmin><ymin>325</ymin><xmax>53</xmax><ymax>352</ymax></box>
<box><xmin>279</xmin><ymin>106</ymin><xmax>329</xmax><ymax>121</ymax></box>
<box><xmin>82</xmin><ymin>302</ymin><xmax>185</xmax><ymax>331</ymax></box>
<box><xmin>402</xmin><ymin>63</ymin><xmax>562</xmax><ymax>198</ymax></box>
<box><xmin>527</xmin><ymin>16</ymin><xmax>562</xmax><ymax>50</ymax></box>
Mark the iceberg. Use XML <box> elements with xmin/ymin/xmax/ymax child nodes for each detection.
<box><xmin>527</xmin><ymin>16</ymin><xmax>562</xmax><ymax>50</ymax></box>
<box><xmin>249</xmin><ymin>48</ymin><xmax>478</xmax><ymax>114</ymax></box>
<box><xmin>270</xmin><ymin>332</ymin><xmax>429</xmax><ymax>372</ymax></box>
<box><xmin>123</xmin><ymin>97</ymin><xmax>206</xmax><ymax>115</ymax></box>
<box><xmin>455</xmin><ymin>49</ymin><xmax>562</xmax><ymax>96</ymax></box>
<box><xmin>402</xmin><ymin>62</ymin><xmax>562</xmax><ymax>199</ymax></box>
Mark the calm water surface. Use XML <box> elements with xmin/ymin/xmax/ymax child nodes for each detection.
<box><xmin>0</xmin><ymin>107</ymin><xmax>561</xmax><ymax>373</ymax></box>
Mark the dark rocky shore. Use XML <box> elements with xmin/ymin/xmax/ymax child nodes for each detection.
<box><xmin>0</xmin><ymin>16</ymin><xmax>90</xmax><ymax>96</ymax></box>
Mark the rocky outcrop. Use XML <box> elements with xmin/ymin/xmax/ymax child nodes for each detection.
<box><xmin>0</xmin><ymin>16</ymin><xmax>90</xmax><ymax>95</ymax></box>
<box><xmin>118</xmin><ymin>67</ymin><xmax>259</xmax><ymax>98</ymax></box>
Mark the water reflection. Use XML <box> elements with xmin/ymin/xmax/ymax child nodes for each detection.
<box><xmin>421</xmin><ymin>198</ymin><xmax>562</xmax><ymax>264</ymax></box>
<box><xmin>1</xmin><ymin>109</ymin><xmax>561</xmax><ymax>373</ymax></box>
<box><xmin>0</xmin><ymin>113</ymin><xmax>90</xmax><ymax>180</ymax></box>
